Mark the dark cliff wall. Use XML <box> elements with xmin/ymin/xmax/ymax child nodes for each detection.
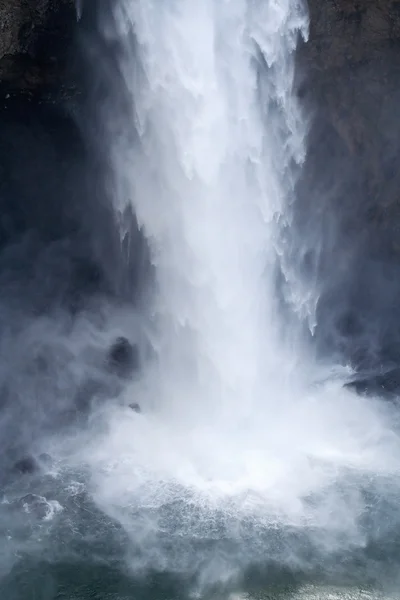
<box><xmin>0</xmin><ymin>1</ymin><xmax>134</xmax><ymax>314</ymax></box>
<box><xmin>300</xmin><ymin>0</ymin><xmax>400</xmax><ymax>255</ymax></box>
<box><xmin>305</xmin><ymin>0</ymin><xmax>400</xmax><ymax>71</ymax></box>
<box><xmin>298</xmin><ymin>1</ymin><xmax>400</xmax><ymax>367</ymax></box>
<box><xmin>0</xmin><ymin>0</ymin><xmax>76</xmax><ymax>99</ymax></box>
<box><xmin>0</xmin><ymin>1</ymin><xmax>149</xmax><ymax>312</ymax></box>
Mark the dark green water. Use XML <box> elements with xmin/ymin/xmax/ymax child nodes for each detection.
<box><xmin>1</xmin><ymin>471</ymin><xmax>400</xmax><ymax>600</ymax></box>
<box><xmin>1</xmin><ymin>561</ymin><xmax>399</xmax><ymax>600</ymax></box>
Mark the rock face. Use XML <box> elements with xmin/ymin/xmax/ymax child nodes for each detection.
<box><xmin>0</xmin><ymin>0</ymin><xmax>76</xmax><ymax>98</ymax></box>
<box><xmin>300</xmin><ymin>1</ymin><xmax>400</xmax><ymax>255</ymax></box>
<box><xmin>305</xmin><ymin>0</ymin><xmax>400</xmax><ymax>72</ymax></box>
<box><xmin>297</xmin><ymin>1</ymin><xmax>400</xmax><ymax>369</ymax></box>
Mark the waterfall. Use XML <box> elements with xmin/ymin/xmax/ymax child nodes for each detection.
<box><xmin>65</xmin><ymin>0</ymin><xmax>400</xmax><ymax>585</ymax></box>
<box><xmin>104</xmin><ymin>0</ymin><xmax>308</xmax><ymax>418</ymax></box>
<box><xmin>3</xmin><ymin>1</ymin><xmax>400</xmax><ymax>595</ymax></box>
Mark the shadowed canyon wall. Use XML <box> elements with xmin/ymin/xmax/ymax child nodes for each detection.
<box><xmin>296</xmin><ymin>1</ymin><xmax>400</xmax><ymax>368</ymax></box>
<box><xmin>0</xmin><ymin>0</ymin><xmax>76</xmax><ymax>99</ymax></box>
<box><xmin>0</xmin><ymin>1</ymin><xmax>150</xmax><ymax>313</ymax></box>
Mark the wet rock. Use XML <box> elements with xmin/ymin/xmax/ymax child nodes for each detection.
<box><xmin>107</xmin><ymin>337</ymin><xmax>139</xmax><ymax>379</ymax></box>
<box><xmin>13</xmin><ymin>455</ymin><xmax>39</xmax><ymax>475</ymax></box>
<box><xmin>345</xmin><ymin>367</ymin><xmax>400</xmax><ymax>399</ymax></box>
<box><xmin>67</xmin><ymin>339</ymin><xmax>140</xmax><ymax>418</ymax></box>
<box><xmin>296</xmin><ymin>0</ymin><xmax>400</xmax><ymax>275</ymax></box>
<box><xmin>293</xmin><ymin>3</ymin><xmax>400</xmax><ymax>370</ymax></box>
<box><xmin>0</xmin><ymin>0</ymin><xmax>77</xmax><ymax>100</ymax></box>
<box><xmin>12</xmin><ymin>452</ymin><xmax>53</xmax><ymax>476</ymax></box>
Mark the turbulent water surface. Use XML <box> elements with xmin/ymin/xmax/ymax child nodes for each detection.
<box><xmin>1</xmin><ymin>0</ymin><xmax>400</xmax><ymax>599</ymax></box>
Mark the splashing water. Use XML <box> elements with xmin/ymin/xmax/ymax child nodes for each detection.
<box><xmin>51</xmin><ymin>0</ymin><xmax>400</xmax><ymax>588</ymax></box>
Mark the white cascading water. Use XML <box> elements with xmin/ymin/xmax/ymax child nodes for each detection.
<box><xmin>67</xmin><ymin>0</ymin><xmax>400</xmax><ymax>584</ymax></box>
<box><xmin>102</xmin><ymin>0</ymin><xmax>309</xmax><ymax>419</ymax></box>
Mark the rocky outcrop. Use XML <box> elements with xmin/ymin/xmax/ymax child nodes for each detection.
<box><xmin>297</xmin><ymin>0</ymin><xmax>400</xmax><ymax>261</ymax></box>
<box><xmin>292</xmin><ymin>2</ymin><xmax>400</xmax><ymax>371</ymax></box>
<box><xmin>304</xmin><ymin>0</ymin><xmax>400</xmax><ymax>72</ymax></box>
<box><xmin>0</xmin><ymin>0</ymin><xmax>76</xmax><ymax>99</ymax></box>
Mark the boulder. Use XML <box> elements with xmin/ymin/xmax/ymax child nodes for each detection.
<box><xmin>12</xmin><ymin>452</ymin><xmax>52</xmax><ymax>475</ymax></box>
<box><xmin>107</xmin><ymin>337</ymin><xmax>139</xmax><ymax>379</ymax></box>
<box><xmin>13</xmin><ymin>455</ymin><xmax>38</xmax><ymax>475</ymax></box>
<box><xmin>345</xmin><ymin>367</ymin><xmax>400</xmax><ymax>399</ymax></box>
